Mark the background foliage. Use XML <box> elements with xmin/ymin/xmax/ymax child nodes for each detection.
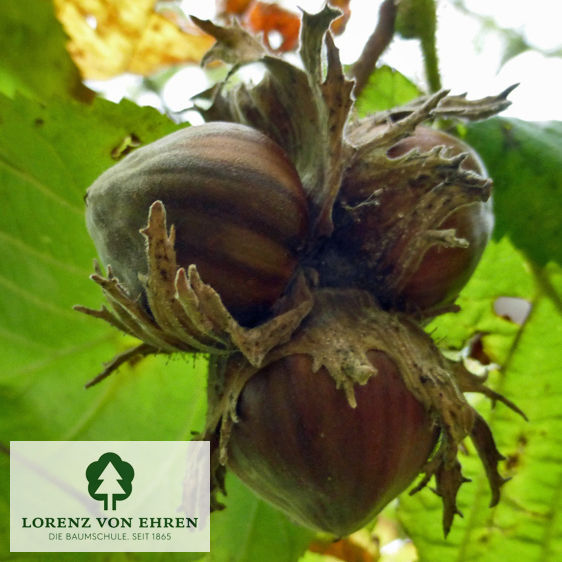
<box><xmin>1</xmin><ymin>1</ymin><xmax>561</xmax><ymax>561</ymax></box>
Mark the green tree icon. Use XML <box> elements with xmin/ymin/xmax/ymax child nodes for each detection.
<box><xmin>86</xmin><ymin>452</ymin><xmax>134</xmax><ymax>510</ymax></box>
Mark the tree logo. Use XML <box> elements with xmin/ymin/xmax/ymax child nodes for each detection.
<box><xmin>86</xmin><ymin>452</ymin><xmax>135</xmax><ymax>510</ymax></box>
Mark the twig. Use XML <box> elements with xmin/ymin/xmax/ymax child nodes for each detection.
<box><xmin>350</xmin><ymin>0</ymin><xmax>397</xmax><ymax>98</ymax></box>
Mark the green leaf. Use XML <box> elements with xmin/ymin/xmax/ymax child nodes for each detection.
<box><xmin>0</xmin><ymin>92</ymin><xmax>182</xmax><ymax>385</ymax></box>
<box><xmin>397</xmin><ymin>240</ymin><xmax>562</xmax><ymax>558</ymax></box>
<box><xmin>426</xmin><ymin>237</ymin><xmax>533</xmax><ymax>353</ymax></box>
<box><xmin>0</xmin><ymin>0</ymin><xmax>91</xmax><ymax>101</ymax></box>
<box><xmin>354</xmin><ymin>65</ymin><xmax>421</xmax><ymax>117</ymax></box>
<box><xmin>466</xmin><ymin>118</ymin><xmax>562</xmax><ymax>267</ymax></box>
<box><xmin>399</xmin><ymin>259</ymin><xmax>562</xmax><ymax>561</ymax></box>
<box><xmin>0</xmin><ymin>92</ymin><xmax>192</xmax><ymax>555</ymax></box>
<box><xmin>206</xmin><ymin>473</ymin><xmax>313</xmax><ymax>562</ymax></box>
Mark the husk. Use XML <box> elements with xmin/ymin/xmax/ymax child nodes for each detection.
<box><xmin>202</xmin><ymin>288</ymin><xmax>525</xmax><ymax>536</ymax></box>
<box><xmin>75</xmin><ymin>201</ymin><xmax>313</xmax><ymax>386</ymax></box>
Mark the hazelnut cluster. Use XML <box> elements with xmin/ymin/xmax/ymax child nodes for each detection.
<box><xmin>78</xmin><ymin>6</ymin><xmax>523</xmax><ymax>538</ymax></box>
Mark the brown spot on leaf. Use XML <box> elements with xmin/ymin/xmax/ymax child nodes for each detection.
<box><xmin>467</xmin><ymin>333</ymin><xmax>492</xmax><ymax>365</ymax></box>
<box><xmin>504</xmin><ymin>453</ymin><xmax>520</xmax><ymax>471</ymax></box>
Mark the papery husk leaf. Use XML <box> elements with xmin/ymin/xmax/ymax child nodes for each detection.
<box><xmin>348</xmin><ymin>86</ymin><xmax>516</xmax><ymax>134</ymax></box>
<box><xmin>76</xmin><ymin>201</ymin><xmax>313</xmax><ymax>384</ymax></box>
<box><xmin>470</xmin><ymin>411</ymin><xmax>511</xmax><ymax>507</ymax></box>
<box><xmin>191</xmin><ymin>16</ymin><xmax>266</xmax><ymax>65</ymax></box>
<box><xmin>193</xmin><ymin>5</ymin><xmax>354</xmax><ymax>239</ymax></box>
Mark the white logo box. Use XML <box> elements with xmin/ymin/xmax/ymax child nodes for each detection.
<box><xmin>10</xmin><ymin>441</ymin><xmax>210</xmax><ymax>552</ymax></box>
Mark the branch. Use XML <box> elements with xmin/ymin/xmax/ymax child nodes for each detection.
<box><xmin>350</xmin><ymin>0</ymin><xmax>397</xmax><ymax>98</ymax></box>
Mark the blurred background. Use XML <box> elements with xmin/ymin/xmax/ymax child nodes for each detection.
<box><xmin>83</xmin><ymin>0</ymin><xmax>562</xmax><ymax>123</ymax></box>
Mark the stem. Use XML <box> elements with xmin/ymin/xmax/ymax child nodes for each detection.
<box><xmin>394</xmin><ymin>0</ymin><xmax>442</xmax><ymax>92</ymax></box>
<box><xmin>350</xmin><ymin>0</ymin><xmax>397</xmax><ymax>98</ymax></box>
<box><xmin>421</xmin><ymin>32</ymin><xmax>441</xmax><ymax>92</ymax></box>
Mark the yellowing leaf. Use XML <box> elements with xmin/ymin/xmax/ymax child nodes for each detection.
<box><xmin>54</xmin><ymin>0</ymin><xmax>214</xmax><ymax>79</ymax></box>
<box><xmin>128</xmin><ymin>10</ymin><xmax>215</xmax><ymax>75</ymax></box>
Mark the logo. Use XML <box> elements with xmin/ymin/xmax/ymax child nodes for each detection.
<box><xmin>86</xmin><ymin>452</ymin><xmax>134</xmax><ymax>510</ymax></box>
<box><xmin>11</xmin><ymin>441</ymin><xmax>210</xmax><ymax>552</ymax></box>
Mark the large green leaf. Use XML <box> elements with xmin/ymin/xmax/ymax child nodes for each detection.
<box><xmin>206</xmin><ymin>474</ymin><xmax>313</xmax><ymax>562</ymax></box>
<box><xmin>0</xmin><ymin>2</ymin><xmax>316</xmax><ymax>555</ymax></box>
<box><xmin>0</xmin><ymin>0</ymin><xmax>91</xmax><ymax>101</ymax></box>
<box><xmin>466</xmin><ymin>118</ymin><xmax>562</xmax><ymax>267</ymax></box>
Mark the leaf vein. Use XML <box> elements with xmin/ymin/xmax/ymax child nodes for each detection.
<box><xmin>0</xmin><ymin>155</ymin><xmax>83</xmax><ymax>215</ymax></box>
<box><xmin>0</xmin><ymin>230</ymin><xmax>91</xmax><ymax>276</ymax></box>
<box><xmin>0</xmin><ymin>273</ymin><xmax>78</xmax><ymax>318</ymax></box>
